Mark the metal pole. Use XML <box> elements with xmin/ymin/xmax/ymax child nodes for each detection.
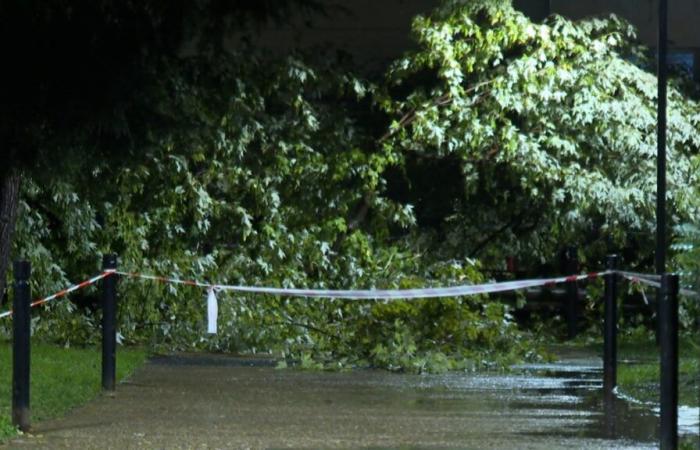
<box><xmin>563</xmin><ymin>246</ymin><xmax>579</xmax><ymax>339</ymax></box>
<box><xmin>603</xmin><ymin>255</ymin><xmax>619</xmax><ymax>398</ymax></box>
<box><xmin>659</xmin><ymin>273</ymin><xmax>679</xmax><ymax>450</ymax></box>
<box><xmin>603</xmin><ymin>390</ymin><xmax>617</xmax><ymax>439</ymax></box>
<box><xmin>101</xmin><ymin>254</ymin><xmax>118</xmax><ymax>391</ymax></box>
<box><xmin>12</xmin><ymin>260</ymin><xmax>31</xmax><ymax>432</ymax></box>
<box><xmin>656</xmin><ymin>0</ymin><xmax>668</xmax><ymax>275</ymax></box>
<box><xmin>655</xmin><ymin>0</ymin><xmax>668</xmax><ymax>347</ymax></box>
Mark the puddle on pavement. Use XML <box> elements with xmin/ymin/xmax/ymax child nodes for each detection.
<box><xmin>676</xmin><ymin>406</ymin><xmax>700</xmax><ymax>435</ymax></box>
<box><xmin>509</xmin><ymin>359</ymin><xmax>657</xmax><ymax>444</ymax></box>
<box><xmin>304</xmin><ymin>360</ymin><xmax>663</xmax><ymax>447</ymax></box>
<box><xmin>650</xmin><ymin>405</ymin><xmax>700</xmax><ymax>436</ymax></box>
<box><xmin>209</xmin><ymin>354</ymin><xmax>692</xmax><ymax>447</ymax></box>
<box><xmin>9</xmin><ymin>352</ymin><xmax>694</xmax><ymax>449</ymax></box>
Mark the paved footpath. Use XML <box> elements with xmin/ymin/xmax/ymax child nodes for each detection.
<box><xmin>4</xmin><ymin>353</ymin><xmax>657</xmax><ymax>449</ymax></box>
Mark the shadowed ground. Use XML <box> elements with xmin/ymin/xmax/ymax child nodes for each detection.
<box><xmin>4</xmin><ymin>353</ymin><xmax>659</xmax><ymax>449</ymax></box>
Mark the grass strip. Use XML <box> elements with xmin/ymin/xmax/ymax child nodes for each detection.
<box><xmin>0</xmin><ymin>342</ymin><xmax>147</xmax><ymax>440</ymax></box>
<box><xmin>617</xmin><ymin>336</ymin><xmax>699</xmax><ymax>407</ymax></box>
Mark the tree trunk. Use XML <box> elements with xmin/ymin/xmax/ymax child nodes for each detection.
<box><xmin>0</xmin><ymin>170</ymin><xmax>21</xmax><ymax>303</ymax></box>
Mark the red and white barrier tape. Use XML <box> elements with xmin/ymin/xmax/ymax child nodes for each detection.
<box><xmin>3</xmin><ymin>267</ymin><xmax>695</xmax><ymax>325</ymax></box>
<box><xmin>617</xmin><ymin>272</ymin><xmax>700</xmax><ymax>299</ymax></box>
<box><xmin>113</xmin><ymin>268</ymin><xmax>695</xmax><ymax>334</ymax></box>
<box><xmin>116</xmin><ymin>271</ymin><xmax>210</xmax><ymax>289</ymax></box>
<box><xmin>0</xmin><ymin>270</ymin><xmax>115</xmax><ymax>319</ymax></box>
<box><xmin>616</xmin><ymin>271</ymin><xmax>661</xmax><ymax>281</ymax></box>
<box><xmin>116</xmin><ymin>270</ymin><xmax>609</xmax><ymax>300</ymax></box>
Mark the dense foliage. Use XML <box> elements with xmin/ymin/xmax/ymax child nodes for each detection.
<box><xmin>379</xmin><ymin>1</ymin><xmax>700</xmax><ymax>269</ymax></box>
<box><xmin>10</xmin><ymin>53</ymin><xmax>531</xmax><ymax>371</ymax></box>
<box><xmin>3</xmin><ymin>0</ymin><xmax>699</xmax><ymax>371</ymax></box>
<box><xmin>0</xmin><ymin>0</ymin><xmax>326</xmax><ymax>316</ymax></box>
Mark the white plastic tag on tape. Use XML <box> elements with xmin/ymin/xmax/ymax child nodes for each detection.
<box><xmin>207</xmin><ymin>288</ymin><xmax>218</xmax><ymax>334</ymax></box>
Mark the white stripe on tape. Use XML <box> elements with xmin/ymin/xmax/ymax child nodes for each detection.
<box><xmin>0</xmin><ymin>271</ymin><xmax>113</xmax><ymax>319</ymax></box>
<box><xmin>117</xmin><ymin>271</ymin><xmax>609</xmax><ymax>300</ymax></box>
<box><xmin>616</xmin><ymin>271</ymin><xmax>662</xmax><ymax>281</ymax></box>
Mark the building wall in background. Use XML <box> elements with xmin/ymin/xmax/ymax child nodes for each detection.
<box><xmin>517</xmin><ymin>0</ymin><xmax>700</xmax><ymax>79</ymax></box>
<box><xmin>550</xmin><ymin>0</ymin><xmax>700</xmax><ymax>48</ymax></box>
<box><xmin>236</xmin><ymin>0</ymin><xmax>440</xmax><ymax>72</ymax></box>
<box><xmin>236</xmin><ymin>0</ymin><xmax>698</xmax><ymax>78</ymax></box>
<box><xmin>513</xmin><ymin>0</ymin><xmax>550</xmax><ymax>22</ymax></box>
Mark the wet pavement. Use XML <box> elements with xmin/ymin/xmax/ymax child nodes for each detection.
<box><xmin>3</xmin><ymin>352</ymin><xmax>676</xmax><ymax>449</ymax></box>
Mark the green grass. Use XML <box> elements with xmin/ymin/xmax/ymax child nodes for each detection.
<box><xmin>616</xmin><ymin>335</ymin><xmax>699</xmax><ymax>407</ymax></box>
<box><xmin>556</xmin><ymin>336</ymin><xmax>698</xmax><ymax>448</ymax></box>
<box><xmin>0</xmin><ymin>342</ymin><xmax>147</xmax><ymax>440</ymax></box>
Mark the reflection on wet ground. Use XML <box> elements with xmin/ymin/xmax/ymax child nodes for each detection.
<box><xmin>675</xmin><ymin>406</ymin><xmax>700</xmax><ymax>436</ymax></box>
<box><xmin>4</xmin><ymin>352</ymin><xmax>680</xmax><ymax>449</ymax></box>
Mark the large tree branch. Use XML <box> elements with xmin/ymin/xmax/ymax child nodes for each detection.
<box><xmin>377</xmin><ymin>77</ymin><xmax>499</xmax><ymax>144</ymax></box>
<box><xmin>347</xmin><ymin>194</ymin><xmax>372</xmax><ymax>231</ymax></box>
<box><xmin>468</xmin><ymin>207</ymin><xmax>530</xmax><ymax>258</ymax></box>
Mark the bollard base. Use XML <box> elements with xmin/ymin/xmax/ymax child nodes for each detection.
<box><xmin>12</xmin><ymin>407</ymin><xmax>30</xmax><ymax>433</ymax></box>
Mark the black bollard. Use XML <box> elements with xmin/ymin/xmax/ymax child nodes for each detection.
<box><xmin>562</xmin><ymin>246</ymin><xmax>579</xmax><ymax>339</ymax></box>
<box><xmin>603</xmin><ymin>389</ymin><xmax>617</xmax><ymax>439</ymax></box>
<box><xmin>603</xmin><ymin>255</ymin><xmax>619</xmax><ymax>398</ymax></box>
<box><xmin>12</xmin><ymin>260</ymin><xmax>31</xmax><ymax>432</ymax></box>
<box><xmin>101</xmin><ymin>254</ymin><xmax>118</xmax><ymax>391</ymax></box>
<box><xmin>659</xmin><ymin>273</ymin><xmax>678</xmax><ymax>450</ymax></box>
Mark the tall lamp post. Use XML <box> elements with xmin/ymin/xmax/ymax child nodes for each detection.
<box><xmin>656</xmin><ymin>0</ymin><xmax>667</xmax><ymax>276</ymax></box>
<box><xmin>656</xmin><ymin>4</ymin><xmax>678</xmax><ymax>449</ymax></box>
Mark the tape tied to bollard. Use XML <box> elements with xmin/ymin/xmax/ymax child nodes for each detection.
<box><xmin>617</xmin><ymin>271</ymin><xmax>700</xmax><ymax>299</ymax></box>
<box><xmin>5</xmin><ymin>267</ymin><xmax>696</xmax><ymax>336</ymax></box>
<box><xmin>0</xmin><ymin>270</ymin><xmax>115</xmax><ymax>319</ymax></box>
